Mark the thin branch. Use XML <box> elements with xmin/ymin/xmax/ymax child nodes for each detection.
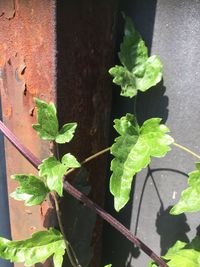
<box><xmin>64</xmin><ymin>146</ymin><xmax>111</xmax><ymax>177</ymax></box>
<box><xmin>63</xmin><ymin>182</ymin><xmax>167</xmax><ymax>267</ymax></box>
<box><xmin>173</xmin><ymin>142</ymin><xmax>200</xmax><ymax>160</ymax></box>
<box><xmin>0</xmin><ymin>120</ymin><xmax>41</xmax><ymax>168</ymax></box>
<box><xmin>0</xmin><ymin>120</ymin><xmax>168</xmax><ymax>267</ymax></box>
<box><xmin>52</xmin><ymin>192</ymin><xmax>81</xmax><ymax>267</ymax></box>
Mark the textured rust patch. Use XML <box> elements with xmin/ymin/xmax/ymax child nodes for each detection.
<box><xmin>0</xmin><ymin>1</ymin><xmax>56</xmax><ymax>267</ymax></box>
<box><xmin>0</xmin><ymin>0</ymin><xmax>15</xmax><ymax>19</ymax></box>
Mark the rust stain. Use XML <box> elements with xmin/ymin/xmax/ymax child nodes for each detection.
<box><xmin>4</xmin><ymin>103</ymin><xmax>12</xmax><ymax>118</ymax></box>
<box><xmin>0</xmin><ymin>0</ymin><xmax>15</xmax><ymax>19</ymax></box>
<box><xmin>0</xmin><ymin>1</ymin><xmax>56</xmax><ymax>266</ymax></box>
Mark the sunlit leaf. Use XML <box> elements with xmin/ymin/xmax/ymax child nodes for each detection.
<box><xmin>55</xmin><ymin>123</ymin><xmax>77</xmax><ymax>144</ymax></box>
<box><xmin>150</xmin><ymin>237</ymin><xmax>200</xmax><ymax>267</ymax></box>
<box><xmin>32</xmin><ymin>98</ymin><xmax>77</xmax><ymax>144</ymax></box>
<box><xmin>0</xmin><ymin>228</ymin><xmax>65</xmax><ymax>267</ymax></box>
<box><xmin>170</xmin><ymin>163</ymin><xmax>200</xmax><ymax>215</ymax></box>
<box><xmin>39</xmin><ymin>154</ymin><xmax>80</xmax><ymax>196</ymax></box>
<box><xmin>10</xmin><ymin>174</ymin><xmax>49</xmax><ymax>206</ymax></box>
<box><xmin>32</xmin><ymin>98</ymin><xmax>58</xmax><ymax>140</ymax></box>
<box><xmin>109</xmin><ymin>16</ymin><xmax>162</xmax><ymax>98</ymax></box>
<box><xmin>61</xmin><ymin>153</ymin><xmax>81</xmax><ymax>168</ymax></box>
<box><xmin>163</xmin><ymin>238</ymin><xmax>200</xmax><ymax>267</ymax></box>
<box><xmin>149</xmin><ymin>261</ymin><xmax>159</xmax><ymax>267</ymax></box>
<box><xmin>110</xmin><ymin>113</ymin><xmax>174</xmax><ymax>211</ymax></box>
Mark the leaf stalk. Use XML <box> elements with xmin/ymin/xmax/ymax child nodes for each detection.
<box><xmin>173</xmin><ymin>142</ymin><xmax>200</xmax><ymax>160</ymax></box>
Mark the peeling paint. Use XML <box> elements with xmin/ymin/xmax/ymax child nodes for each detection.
<box><xmin>0</xmin><ymin>3</ymin><xmax>56</xmax><ymax>267</ymax></box>
<box><xmin>0</xmin><ymin>0</ymin><xmax>15</xmax><ymax>19</ymax></box>
<box><xmin>4</xmin><ymin>104</ymin><xmax>12</xmax><ymax>119</ymax></box>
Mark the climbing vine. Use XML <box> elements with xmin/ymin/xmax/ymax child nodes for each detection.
<box><xmin>0</xmin><ymin>15</ymin><xmax>199</xmax><ymax>267</ymax></box>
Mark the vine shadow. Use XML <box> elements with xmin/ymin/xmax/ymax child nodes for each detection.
<box><xmin>134</xmin><ymin>167</ymin><xmax>190</xmax><ymax>256</ymax></box>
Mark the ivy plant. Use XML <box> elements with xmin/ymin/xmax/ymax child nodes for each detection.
<box><xmin>0</xmin><ymin>14</ymin><xmax>199</xmax><ymax>267</ymax></box>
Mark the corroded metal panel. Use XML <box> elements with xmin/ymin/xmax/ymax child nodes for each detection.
<box><xmin>0</xmin><ymin>1</ymin><xmax>56</xmax><ymax>266</ymax></box>
<box><xmin>56</xmin><ymin>1</ymin><xmax>117</xmax><ymax>266</ymax></box>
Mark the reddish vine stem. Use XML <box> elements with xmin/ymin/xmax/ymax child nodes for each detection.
<box><xmin>0</xmin><ymin>120</ymin><xmax>41</xmax><ymax>168</ymax></box>
<box><xmin>0</xmin><ymin>120</ymin><xmax>168</xmax><ymax>267</ymax></box>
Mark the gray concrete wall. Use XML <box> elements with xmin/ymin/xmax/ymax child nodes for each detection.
<box><xmin>103</xmin><ymin>0</ymin><xmax>200</xmax><ymax>266</ymax></box>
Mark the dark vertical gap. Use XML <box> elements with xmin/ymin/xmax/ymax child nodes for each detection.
<box><xmin>102</xmin><ymin>1</ymin><xmax>158</xmax><ymax>266</ymax></box>
<box><xmin>0</xmin><ymin>98</ymin><xmax>13</xmax><ymax>267</ymax></box>
<box><xmin>56</xmin><ymin>1</ymin><xmax>118</xmax><ymax>267</ymax></box>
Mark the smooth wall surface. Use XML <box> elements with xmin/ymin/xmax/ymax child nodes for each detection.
<box><xmin>103</xmin><ymin>0</ymin><xmax>200</xmax><ymax>266</ymax></box>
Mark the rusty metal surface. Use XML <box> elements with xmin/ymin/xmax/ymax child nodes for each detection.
<box><xmin>0</xmin><ymin>0</ymin><xmax>56</xmax><ymax>266</ymax></box>
<box><xmin>0</xmin><ymin>0</ymin><xmax>15</xmax><ymax>19</ymax></box>
<box><xmin>56</xmin><ymin>1</ymin><xmax>118</xmax><ymax>266</ymax></box>
<box><xmin>0</xmin><ymin>0</ymin><xmax>117</xmax><ymax>266</ymax></box>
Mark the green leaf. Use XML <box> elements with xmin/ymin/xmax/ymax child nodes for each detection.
<box><xmin>0</xmin><ymin>228</ymin><xmax>65</xmax><ymax>267</ymax></box>
<box><xmin>170</xmin><ymin>163</ymin><xmax>200</xmax><ymax>215</ymax></box>
<box><xmin>148</xmin><ymin>261</ymin><xmax>158</xmax><ymax>267</ymax></box>
<box><xmin>61</xmin><ymin>153</ymin><xmax>81</xmax><ymax>168</ymax></box>
<box><xmin>109</xmin><ymin>16</ymin><xmax>162</xmax><ymax>98</ymax></box>
<box><xmin>39</xmin><ymin>154</ymin><xmax>80</xmax><ymax>196</ymax></box>
<box><xmin>104</xmin><ymin>264</ymin><xmax>112</xmax><ymax>267</ymax></box>
<box><xmin>32</xmin><ymin>98</ymin><xmax>58</xmax><ymax>140</ymax></box>
<box><xmin>55</xmin><ymin>123</ymin><xmax>77</xmax><ymax>144</ymax></box>
<box><xmin>10</xmin><ymin>174</ymin><xmax>49</xmax><ymax>206</ymax></box>
<box><xmin>32</xmin><ymin>98</ymin><xmax>77</xmax><ymax>144</ymax></box>
<box><xmin>150</xmin><ymin>237</ymin><xmax>200</xmax><ymax>267</ymax></box>
<box><xmin>110</xmin><ymin>114</ymin><xmax>174</xmax><ymax>211</ymax></box>
<box><xmin>163</xmin><ymin>237</ymin><xmax>200</xmax><ymax>267</ymax></box>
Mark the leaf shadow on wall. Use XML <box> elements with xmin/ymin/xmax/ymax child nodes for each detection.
<box><xmin>137</xmin><ymin>81</ymin><xmax>169</xmax><ymax>125</ymax></box>
<box><xmin>134</xmin><ymin>167</ymin><xmax>190</xmax><ymax>256</ymax></box>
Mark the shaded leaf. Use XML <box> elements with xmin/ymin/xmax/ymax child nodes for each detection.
<box><xmin>32</xmin><ymin>98</ymin><xmax>77</xmax><ymax>144</ymax></box>
<box><xmin>39</xmin><ymin>154</ymin><xmax>80</xmax><ymax>196</ymax></box>
<box><xmin>55</xmin><ymin>123</ymin><xmax>77</xmax><ymax>144</ymax></box>
<box><xmin>170</xmin><ymin>163</ymin><xmax>200</xmax><ymax>215</ymax></box>
<box><xmin>109</xmin><ymin>16</ymin><xmax>162</xmax><ymax>98</ymax></box>
<box><xmin>110</xmin><ymin>114</ymin><xmax>174</xmax><ymax>211</ymax></box>
<box><xmin>0</xmin><ymin>228</ymin><xmax>65</xmax><ymax>267</ymax></box>
<box><xmin>10</xmin><ymin>174</ymin><xmax>49</xmax><ymax>206</ymax></box>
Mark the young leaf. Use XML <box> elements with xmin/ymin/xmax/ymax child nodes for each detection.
<box><xmin>32</xmin><ymin>98</ymin><xmax>58</xmax><ymax>140</ymax></box>
<box><xmin>55</xmin><ymin>123</ymin><xmax>77</xmax><ymax>144</ymax></box>
<box><xmin>110</xmin><ymin>114</ymin><xmax>174</xmax><ymax>211</ymax></box>
<box><xmin>10</xmin><ymin>174</ymin><xmax>49</xmax><ymax>206</ymax></box>
<box><xmin>32</xmin><ymin>98</ymin><xmax>77</xmax><ymax>144</ymax></box>
<box><xmin>109</xmin><ymin>16</ymin><xmax>162</xmax><ymax>98</ymax></box>
<box><xmin>0</xmin><ymin>228</ymin><xmax>65</xmax><ymax>267</ymax></box>
<box><xmin>170</xmin><ymin>163</ymin><xmax>200</xmax><ymax>215</ymax></box>
<box><xmin>150</xmin><ymin>237</ymin><xmax>200</xmax><ymax>267</ymax></box>
<box><xmin>39</xmin><ymin>154</ymin><xmax>80</xmax><ymax>196</ymax></box>
<box><xmin>61</xmin><ymin>153</ymin><xmax>81</xmax><ymax>168</ymax></box>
